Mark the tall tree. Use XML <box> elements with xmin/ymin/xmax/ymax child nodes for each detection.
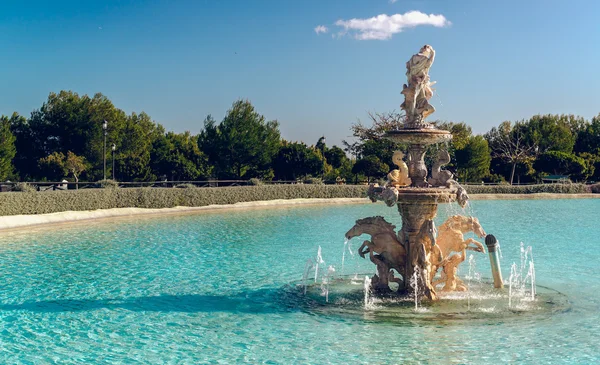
<box><xmin>273</xmin><ymin>141</ymin><xmax>325</xmax><ymax>180</ymax></box>
<box><xmin>454</xmin><ymin>135</ymin><xmax>491</xmax><ymax>182</ymax></box>
<box><xmin>152</xmin><ymin>131</ymin><xmax>210</xmax><ymax>181</ymax></box>
<box><xmin>0</xmin><ymin>115</ymin><xmax>16</xmax><ymax>181</ymax></box>
<box><xmin>198</xmin><ymin>100</ymin><xmax>281</xmax><ymax>179</ymax></box>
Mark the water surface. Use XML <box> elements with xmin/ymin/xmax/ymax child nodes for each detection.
<box><xmin>0</xmin><ymin>199</ymin><xmax>598</xmax><ymax>364</ymax></box>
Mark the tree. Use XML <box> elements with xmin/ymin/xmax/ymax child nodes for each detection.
<box><xmin>0</xmin><ymin>115</ymin><xmax>16</xmax><ymax>181</ymax></box>
<box><xmin>575</xmin><ymin>114</ymin><xmax>600</xmax><ymax>155</ymax></box>
<box><xmin>27</xmin><ymin>91</ymin><xmax>129</xmax><ymax>180</ymax></box>
<box><xmin>343</xmin><ymin>111</ymin><xmax>404</xmax><ymax>163</ymax></box>
<box><xmin>523</xmin><ymin>114</ymin><xmax>577</xmax><ymax>154</ymax></box>
<box><xmin>38</xmin><ymin>152</ymin><xmax>68</xmax><ymax>181</ymax></box>
<box><xmin>65</xmin><ymin>151</ymin><xmax>87</xmax><ymax>188</ymax></box>
<box><xmin>534</xmin><ymin>151</ymin><xmax>587</xmax><ymax>181</ymax></box>
<box><xmin>273</xmin><ymin>141</ymin><xmax>325</xmax><ymax>180</ymax></box>
<box><xmin>198</xmin><ymin>100</ymin><xmax>281</xmax><ymax>179</ymax></box>
<box><xmin>352</xmin><ymin>156</ymin><xmax>389</xmax><ymax>183</ymax></box>
<box><xmin>485</xmin><ymin>121</ymin><xmax>536</xmax><ymax>184</ymax></box>
<box><xmin>152</xmin><ymin>131</ymin><xmax>210</xmax><ymax>181</ymax></box>
<box><xmin>454</xmin><ymin>136</ymin><xmax>491</xmax><ymax>182</ymax></box>
<box><xmin>324</xmin><ymin>146</ymin><xmax>348</xmax><ymax>169</ymax></box>
<box><xmin>114</xmin><ymin>112</ymin><xmax>161</xmax><ymax>181</ymax></box>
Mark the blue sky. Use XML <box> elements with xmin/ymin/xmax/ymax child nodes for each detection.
<box><xmin>1</xmin><ymin>0</ymin><xmax>599</xmax><ymax>148</ymax></box>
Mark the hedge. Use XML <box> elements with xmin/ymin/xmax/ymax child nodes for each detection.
<box><xmin>464</xmin><ymin>183</ymin><xmax>591</xmax><ymax>194</ymax></box>
<box><xmin>0</xmin><ymin>183</ymin><xmax>594</xmax><ymax>217</ymax></box>
<box><xmin>0</xmin><ymin>185</ymin><xmax>368</xmax><ymax>216</ymax></box>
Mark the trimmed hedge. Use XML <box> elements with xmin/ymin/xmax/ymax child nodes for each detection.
<box><xmin>464</xmin><ymin>183</ymin><xmax>591</xmax><ymax>194</ymax></box>
<box><xmin>0</xmin><ymin>185</ymin><xmax>368</xmax><ymax>216</ymax></box>
<box><xmin>0</xmin><ymin>183</ymin><xmax>594</xmax><ymax>217</ymax></box>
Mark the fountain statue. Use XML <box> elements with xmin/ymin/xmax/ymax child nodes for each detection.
<box><xmin>354</xmin><ymin>45</ymin><xmax>486</xmax><ymax>300</ymax></box>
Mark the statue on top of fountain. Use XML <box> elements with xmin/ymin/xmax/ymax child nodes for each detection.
<box><xmin>401</xmin><ymin>44</ymin><xmax>436</xmax><ymax>129</ymax></box>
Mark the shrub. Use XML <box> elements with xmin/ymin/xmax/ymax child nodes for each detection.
<box><xmin>0</xmin><ymin>185</ymin><xmax>368</xmax><ymax>216</ymax></box>
<box><xmin>175</xmin><ymin>183</ymin><xmax>197</xmax><ymax>189</ymax></box>
<box><xmin>248</xmin><ymin>178</ymin><xmax>263</xmax><ymax>186</ymax></box>
<box><xmin>591</xmin><ymin>183</ymin><xmax>600</xmax><ymax>194</ymax></box>
<box><xmin>303</xmin><ymin>177</ymin><xmax>324</xmax><ymax>185</ymax></box>
<box><xmin>13</xmin><ymin>182</ymin><xmax>36</xmax><ymax>193</ymax></box>
<box><xmin>464</xmin><ymin>183</ymin><xmax>590</xmax><ymax>194</ymax></box>
<box><xmin>97</xmin><ymin>179</ymin><xmax>119</xmax><ymax>189</ymax></box>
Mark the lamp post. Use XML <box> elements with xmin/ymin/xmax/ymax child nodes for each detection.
<box><xmin>102</xmin><ymin>120</ymin><xmax>108</xmax><ymax>181</ymax></box>
<box><xmin>112</xmin><ymin>144</ymin><xmax>116</xmax><ymax>180</ymax></box>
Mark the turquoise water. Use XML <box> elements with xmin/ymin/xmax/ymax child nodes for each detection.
<box><xmin>0</xmin><ymin>199</ymin><xmax>599</xmax><ymax>364</ymax></box>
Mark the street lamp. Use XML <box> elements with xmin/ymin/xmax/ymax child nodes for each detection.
<box><xmin>112</xmin><ymin>143</ymin><xmax>116</xmax><ymax>180</ymax></box>
<box><xmin>102</xmin><ymin>120</ymin><xmax>108</xmax><ymax>181</ymax></box>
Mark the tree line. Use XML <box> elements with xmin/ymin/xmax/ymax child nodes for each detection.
<box><xmin>0</xmin><ymin>90</ymin><xmax>598</xmax><ymax>185</ymax></box>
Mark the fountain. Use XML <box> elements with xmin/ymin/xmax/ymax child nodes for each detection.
<box><xmin>346</xmin><ymin>44</ymin><xmax>480</xmax><ymax>300</ymax></box>
<box><xmin>297</xmin><ymin>45</ymin><xmax>569</xmax><ymax>323</ymax></box>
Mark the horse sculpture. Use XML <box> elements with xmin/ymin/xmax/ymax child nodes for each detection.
<box><xmin>345</xmin><ymin>216</ymin><xmax>407</xmax><ymax>292</ymax></box>
<box><xmin>430</xmin><ymin>215</ymin><xmax>486</xmax><ymax>292</ymax></box>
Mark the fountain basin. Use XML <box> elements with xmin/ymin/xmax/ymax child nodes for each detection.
<box><xmin>384</xmin><ymin>128</ymin><xmax>452</xmax><ymax>146</ymax></box>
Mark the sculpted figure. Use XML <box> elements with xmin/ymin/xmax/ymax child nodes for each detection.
<box><xmin>345</xmin><ymin>216</ymin><xmax>407</xmax><ymax>292</ymax></box>
<box><xmin>387</xmin><ymin>151</ymin><xmax>412</xmax><ymax>187</ymax></box>
<box><xmin>428</xmin><ymin>149</ymin><xmax>453</xmax><ymax>187</ymax></box>
<box><xmin>430</xmin><ymin>215</ymin><xmax>486</xmax><ymax>292</ymax></box>
<box><xmin>401</xmin><ymin>45</ymin><xmax>436</xmax><ymax>126</ymax></box>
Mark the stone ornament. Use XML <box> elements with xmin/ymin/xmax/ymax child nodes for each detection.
<box><xmin>387</xmin><ymin>150</ymin><xmax>412</xmax><ymax>188</ymax></box>
<box><xmin>428</xmin><ymin>149</ymin><xmax>453</xmax><ymax>187</ymax></box>
<box><xmin>401</xmin><ymin>45</ymin><xmax>436</xmax><ymax>129</ymax></box>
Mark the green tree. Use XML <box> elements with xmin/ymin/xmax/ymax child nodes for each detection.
<box><xmin>0</xmin><ymin>115</ymin><xmax>16</xmax><ymax>181</ymax></box>
<box><xmin>152</xmin><ymin>131</ymin><xmax>210</xmax><ymax>181</ymax></box>
<box><xmin>114</xmin><ymin>112</ymin><xmax>161</xmax><ymax>181</ymax></box>
<box><xmin>575</xmin><ymin>114</ymin><xmax>600</xmax><ymax>155</ymax></box>
<box><xmin>198</xmin><ymin>100</ymin><xmax>281</xmax><ymax>179</ymax></box>
<box><xmin>26</xmin><ymin>91</ymin><xmax>129</xmax><ymax>180</ymax></box>
<box><xmin>65</xmin><ymin>151</ymin><xmax>88</xmax><ymax>188</ymax></box>
<box><xmin>273</xmin><ymin>141</ymin><xmax>325</xmax><ymax>180</ymax></box>
<box><xmin>352</xmin><ymin>156</ymin><xmax>389</xmax><ymax>183</ymax></box>
<box><xmin>324</xmin><ymin>146</ymin><xmax>349</xmax><ymax>169</ymax></box>
<box><xmin>454</xmin><ymin>135</ymin><xmax>491</xmax><ymax>182</ymax></box>
<box><xmin>534</xmin><ymin>151</ymin><xmax>587</xmax><ymax>181</ymax></box>
<box><xmin>38</xmin><ymin>152</ymin><xmax>68</xmax><ymax>181</ymax></box>
<box><xmin>524</xmin><ymin>114</ymin><xmax>578</xmax><ymax>154</ymax></box>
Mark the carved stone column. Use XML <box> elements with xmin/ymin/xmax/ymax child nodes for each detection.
<box><xmin>397</xmin><ymin>194</ymin><xmax>441</xmax><ymax>300</ymax></box>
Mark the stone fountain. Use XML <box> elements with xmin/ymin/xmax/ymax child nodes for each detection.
<box><xmin>346</xmin><ymin>45</ymin><xmax>485</xmax><ymax>300</ymax></box>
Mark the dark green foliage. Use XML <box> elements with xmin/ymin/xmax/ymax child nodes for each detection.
<box><xmin>0</xmin><ymin>115</ymin><xmax>16</xmax><ymax>180</ymax></box>
<box><xmin>352</xmin><ymin>156</ymin><xmax>389</xmax><ymax>182</ymax></box>
<box><xmin>0</xmin><ymin>185</ymin><xmax>368</xmax><ymax>216</ymax></box>
<box><xmin>454</xmin><ymin>135</ymin><xmax>491</xmax><ymax>182</ymax></box>
<box><xmin>273</xmin><ymin>141</ymin><xmax>325</xmax><ymax>180</ymax></box>
<box><xmin>533</xmin><ymin>151</ymin><xmax>587</xmax><ymax>180</ymax></box>
<box><xmin>198</xmin><ymin>100</ymin><xmax>281</xmax><ymax>179</ymax></box>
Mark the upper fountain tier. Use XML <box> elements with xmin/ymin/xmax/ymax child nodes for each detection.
<box><xmin>385</xmin><ymin>44</ymin><xmax>452</xmax><ymax>146</ymax></box>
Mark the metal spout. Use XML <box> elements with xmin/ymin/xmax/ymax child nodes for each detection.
<box><xmin>485</xmin><ymin>234</ymin><xmax>504</xmax><ymax>289</ymax></box>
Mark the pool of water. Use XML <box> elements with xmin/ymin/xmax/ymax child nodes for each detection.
<box><xmin>0</xmin><ymin>199</ymin><xmax>598</xmax><ymax>364</ymax></box>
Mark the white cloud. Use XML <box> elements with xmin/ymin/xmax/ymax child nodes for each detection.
<box><xmin>334</xmin><ymin>11</ymin><xmax>450</xmax><ymax>40</ymax></box>
<box><xmin>389</xmin><ymin>0</ymin><xmax>398</xmax><ymax>3</ymax></box>
<box><xmin>314</xmin><ymin>25</ymin><xmax>329</xmax><ymax>34</ymax></box>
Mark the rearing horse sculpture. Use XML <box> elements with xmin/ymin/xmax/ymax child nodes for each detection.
<box><xmin>345</xmin><ymin>216</ymin><xmax>407</xmax><ymax>292</ymax></box>
<box><xmin>430</xmin><ymin>215</ymin><xmax>486</xmax><ymax>292</ymax></box>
